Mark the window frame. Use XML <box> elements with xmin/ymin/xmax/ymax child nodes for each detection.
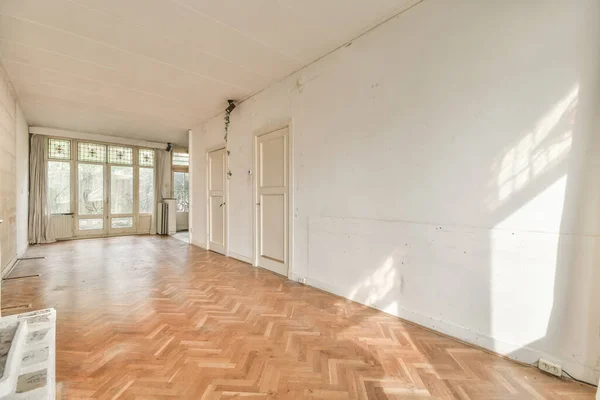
<box><xmin>45</xmin><ymin>136</ymin><xmax>157</xmax><ymax>236</ymax></box>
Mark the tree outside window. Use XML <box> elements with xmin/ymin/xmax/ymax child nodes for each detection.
<box><xmin>173</xmin><ymin>172</ymin><xmax>189</xmax><ymax>212</ymax></box>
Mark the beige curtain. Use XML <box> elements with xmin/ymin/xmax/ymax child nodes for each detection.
<box><xmin>152</xmin><ymin>150</ymin><xmax>171</xmax><ymax>234</ymax></box>
<box><xmin>28</xmin><ymin>135</ymin><xmax>55</xmax><ymax>244</ymax></box>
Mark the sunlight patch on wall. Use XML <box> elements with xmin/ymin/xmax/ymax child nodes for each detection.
<box><xmin>489</xmin><ymin>176</ymin><xmax>567</xmax><ymax>349</ymax></box>
<box><xmin>487</xmin><ymin>86</ymin><xmax>578</xmax><ymax>351</ymax></box>
<box><xmin>348</xmin><ymin>255</ymin><xmax>397</xmax><ymax>308</ymax></box>
<box><xmin>383</xmin><ymin>301</ymin><xmax>399</xmax><ymax>315</ymax></box>
<box><xmin>489</xmin><ymin>85</ymin><xmax>578</xmax><ymax>211</ymax></box>
<box><xmin>489</xmin><ymin>226</ymin><xmax>560</xmax><ymax>348</ymax></box>
<box><xmin>495</xmin><ymin>175</ymin><xmax>568</xmax><ymax>232</ymax></box>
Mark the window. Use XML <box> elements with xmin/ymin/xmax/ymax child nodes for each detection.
<box><xmin>78</xmin><ymin>163</ymin><xmax>104</xmax><ymax>215</ymax></box>
<box><xmin>48</xmin><ymin>139</ymin><xmax>71</xmax><ymax>160</ymax></box>
<box><xmin>78</xmin><ymin>142</ymin><xmax>106</xmax><ymax>163</ymax></box>
<box><xmin>108</xmin><ymin>146</ymin><xmax>133</xmax><ymax>165</ymax></box>
<box><xmin>172</xmin><ymin>152</ymin><xmax>189</xmax><ymax>166</ymax></box>
<box><xmin>48</xmin><ymin>161</ymin><xmax>71</xmax><ymax>214</ymax></box>
<box><xmin>110</xmin><ymin>166</ymin><xmax>133</xmax><ymax>214</ymax></box>
<box><xmin>111</xmin><ymin>217</ymin><xmax>133</xmax><ymax>229</ymax></box>
<box><xmin>173</xmin><ymin>172</ymin><xmax>189</xmax><ymax>212</ymax></box>
<box><xmin>48</xmin><ymin>137</ymin><xmax>159</xmax><ymax>236</ymax></box>
<box><xmin>139</xmin><ymin>149</ymin><xmax>154</xmax><ymax>167</ymax></box>
<box><xmin>139</xmin><ymin>167</ymin><xmax>154</xmax><ymax>214</ymax></box>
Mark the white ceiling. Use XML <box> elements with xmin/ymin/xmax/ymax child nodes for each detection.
<box><xmin>0</xmin><ymin>0</ymin><xmax>418</xmax><ymax>144</ymax></box>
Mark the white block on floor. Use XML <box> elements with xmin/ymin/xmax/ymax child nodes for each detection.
<box><xmin>0</xmin><ymin>309</ymin><xmax>56</xmax><ymax>399</ymax></box>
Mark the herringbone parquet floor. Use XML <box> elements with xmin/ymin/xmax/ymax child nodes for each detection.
<box><xmin>1</xmin><ymin>236</ymin><xmax>595</xmax><ymax>399</ymax></box>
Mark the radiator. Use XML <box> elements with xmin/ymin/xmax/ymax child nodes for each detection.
<box><xmin>156</xmin><ymin>203</ymin><xmax>169</xmax><ymax>235</ymax></box>
<box><xmin>156</xmin><ymin>199</ymin><xmax>177</xmax><ymax>235</ymax></box>
<box><xmin>51</xmin><ymin>215</ymin><xmax>74</xmax><ymax>239</ymax></box>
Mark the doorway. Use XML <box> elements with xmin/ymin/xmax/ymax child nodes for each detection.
<box><xmin>254</xmin><ymin>127</ymin><xmax>289</xmax><ymax>276</ymax></box>
<box><xmin>207</xmin><ymin>147</ymin><xmax>227</xmax><ymax>255</ymax></box>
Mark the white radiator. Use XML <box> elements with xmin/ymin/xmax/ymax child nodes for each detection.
<box><xmin>156</xmin><ymin>203</ymin><xmax>168</xmax><ymax>235</ymax></box>
<box><xmin>156</xmin><ymin>199</ymin><xmax>176</xmax><ymax>235</ymax></box>
<box><xmin>50</xmin><ymin>215</ymin><xmax>73</xmax><ymax>239</ymax></box>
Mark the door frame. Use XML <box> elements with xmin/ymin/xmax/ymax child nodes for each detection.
<box><xmin>253</xmin><ymin>121</ymin><xmax>294</xmax><ymax>279</ymax></box>
<box><xmin>205</xmin><ymin>143</ymin><xmax>229</xmax><ymax>255</ymax></box>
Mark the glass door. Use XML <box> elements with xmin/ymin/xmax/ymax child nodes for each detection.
<box><xmin>70</xmin><ymin>141</ymin><xmax>151</xmax><ymax>237</ymax></box>
<box><xmin>77</xmin><ymin>163</ymin><xmax>107</xmax><ymax>235</ymax></box>
<box><xmin>108</xmin><ymin>165</ymin><xmax>135</xmax><ymax>233</ymax></box>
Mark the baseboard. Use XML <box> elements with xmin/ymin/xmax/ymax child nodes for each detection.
<box><xmin>17</xmin><ymin>244</ymin><xmax>28</xmax><ymax>259</ymax></box>
<box><xmin>302</xmin><ymin>275</ymin><xmax>599</xmax><ymax>386</ymax></box>
<box><xmin>228</xmin><ymin>252</ymin><xmax>253</xmax><ymax>264</ymax></box>
<box><xmin>1</xmin><ymin>255</ymin><xmax>19</xmax><ymax>279</ymax></box>
<box><xmin>191</xmin><ymin>239</ymin><xmax>207</xmax><ymax>250</ymax></box>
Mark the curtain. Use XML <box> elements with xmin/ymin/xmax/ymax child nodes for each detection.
<box><xmin>28</xmin><ymin>135</ymin><xmax>55</xmax><ymax>244</ymax></box>
<box><xmin>151</xmin><ymin>150</ymin><xmax>171</xmax><ymax>234</ymax></box>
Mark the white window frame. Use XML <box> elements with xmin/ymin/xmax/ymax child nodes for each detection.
<box><xmin>46</xmin><ymin>136</ymin><xmax>156</xmax><ymax>238</ymax></box>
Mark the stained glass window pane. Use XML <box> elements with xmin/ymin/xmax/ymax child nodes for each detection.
<box><xmin>172</xmin><ymin>152</ymin><xmax>189</xmax><ymax>166</ymax></box>
<box><xmin>139</xmin><ymin>149</ymin><xmax>154</xmax><ymax>167</ymax></box>
<box><xmin>78</xmin><ymin>142</ymin><xmax>106</xmax><ymax>163</ymax></box>
<box><xmin>48</xmin><ymin>139</ymin><xmax>71</xmax><ymax>160</ymax></box>
<box><xmin>108</xmin><ymin>146</ymin><xmax>133</xmax><ymax>165</ymax></box>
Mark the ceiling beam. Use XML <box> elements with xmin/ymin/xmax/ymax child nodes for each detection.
<box><xmin>29</xmin><ymin>126</ymin><xmax>167</xmax><ymax>149</ymax></box>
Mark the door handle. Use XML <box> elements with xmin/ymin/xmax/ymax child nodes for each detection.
<box><xmin>219</xmin><ymin>202</ymin><xmax>226</xmax><ymax>207</ymax></box>
<box><xmin>256</xmin><ymin>202</ymin><xmax>260</xmax><ymax>206</ymax></box>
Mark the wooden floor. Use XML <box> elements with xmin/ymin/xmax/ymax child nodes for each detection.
<box><xmin>1</xmin><ymin>236</ymin><xmax>594</xmax><ymax>399</ymax></box>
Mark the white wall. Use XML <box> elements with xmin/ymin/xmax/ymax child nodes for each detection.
<box><xmin>0</xmin><ymin>64</ymin><xmax>29</xmax><ymax>273</ymax></box>
<box><xmin>190</xmin><ymin>0</ymin><xmax>600</xmax><ymax>384</ymax></box>
<box><xmin>16</xmin><ymin>104</ymin><xmax>29</xmax><ymax>257</ymax></box>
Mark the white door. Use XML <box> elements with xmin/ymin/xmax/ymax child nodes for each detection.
<box><xmin>208</xmin><ymin>148</ymin><xmax>226</xmax><ymax>254</ymax></box>
<box><xmin>256</xmin><ymin>128</ymin><xmax>288</xmax><ymax>276</ymax></box>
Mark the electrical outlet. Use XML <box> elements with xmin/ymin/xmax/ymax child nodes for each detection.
<box><xmin>538</xmin><ymin>358</ymin><xmax>562</xmax><ymax>377</ymax></box>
